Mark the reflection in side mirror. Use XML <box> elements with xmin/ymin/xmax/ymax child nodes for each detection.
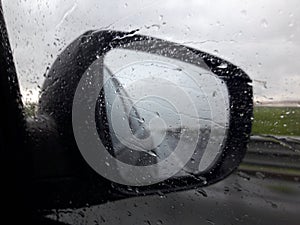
<box><xmin>39</xmin><ymin>30</ymin><xmax>253</xmax><ymax>197</ymax></box>
<box><xmin>99</xmin><ymin>48</ymin><xmax>229</xmax><ymax>184</ymax></box>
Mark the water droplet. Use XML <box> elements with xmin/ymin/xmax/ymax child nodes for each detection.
<box><xmin>266</xmin><ymin>200</ymin><xmax>278</xmax><ymax>208</ymax></box>
<box><xmin>261</xmin><ymin>19</ymin><xmax>268</xmax><ymax>28</ymax></box>
<box><xmin>156</xmin><ymin>220</ymin><xmax>163</xmax><ymax>225</ymax></box>
<box><xmin>197</xmin><ymin>188</ymin><xmax>208</xmax><ymax>197</ymax></box>
<box><xmin>237</xmin><ymin>171</ymin><xmax>250</xmax><ymax>180</ymax></box>
<box><xmin>255</xmin><ymin>172</ymin><xmax>265</xmax><ymax>179</ymax></box>
<box><xmin>217</xmin><ymin>63</ymin><xmax>228</xmax><ymax>69</ymax></box>
<box><xmin>288</xmin><ymin>21</ymin><xmax>294</xmax><ymax>27</ymax></box>
<box><xmin>156</xmin><ymin>191</ymin><xmax>166</xmax><ymax>198</ymax></box>
<box><xmin>78</xmin><ymin>211</ymin><xmax>85</xmax><ymax>218</ymax></box>
<box><xmin>148</xmin><ymin>150</ymin><xmax>158</xmax><ymax>157</ymax></box>
<box><xmin>224</xmin><ymin>186</ymin><xmax>230</xmax><ymax>194</ymax></box>
<box><xmin>241</xmin><ymin>9</ymin><xmax>247</xmax><ymax>16</ymax></box>
<box><xmin>206</xmin><ymin>219</ymin><xmax>215</xmax><ymax>225</ymax></box>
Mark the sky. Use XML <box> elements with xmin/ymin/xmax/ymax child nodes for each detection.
<box><xmin>2</xmin><ymin>0</ymin><xmax>300</xmax><ymax>104</ymax></box>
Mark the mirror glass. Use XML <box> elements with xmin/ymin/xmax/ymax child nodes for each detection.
<box><xmin>97</xmin><ymin>48</ymin><xmax>229</xmax><ymax>185</ymax></box>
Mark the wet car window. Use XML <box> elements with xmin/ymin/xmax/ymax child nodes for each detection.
<box><xmin>2</xmin><ymin>0</ymin><xmax>299</xmax><ymax>224</ymax></box>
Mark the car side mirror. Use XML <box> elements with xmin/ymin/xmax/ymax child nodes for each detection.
<box><xmin>34</xmin><ymin>30</ymin><xmax>252</xmax><ymax>206</ymax></box>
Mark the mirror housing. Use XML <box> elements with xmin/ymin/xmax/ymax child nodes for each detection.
<box><xmin>33</xmin><ymin>30</ymin><xmax>252</xmax><ymax>208</ymax></box>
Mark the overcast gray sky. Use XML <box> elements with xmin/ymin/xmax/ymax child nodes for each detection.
<box><xmin>2</xmin><ymin>0</ymin><xmax>300</xmax><ymax>103</ymax></box>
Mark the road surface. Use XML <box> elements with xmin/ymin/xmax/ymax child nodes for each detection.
<box><xmin>45</xmin><ymin>137</ymin><xmax>300</xmax><ymax>225</ymax></box>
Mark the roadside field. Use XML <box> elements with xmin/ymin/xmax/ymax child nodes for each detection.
<box><xmin>252</xmin><ymin>107</ymin><xmax>300</xmax><ymax>136</ymax></box>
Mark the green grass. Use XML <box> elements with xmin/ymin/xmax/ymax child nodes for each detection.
<box><xmin>252</xmin><ymin>106</ymin><xmax>300</xmax><ymax>136</ymax></box>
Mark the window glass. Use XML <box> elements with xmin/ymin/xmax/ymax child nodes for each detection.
<box><xmin>2</xmin><ymin>0</ymin><xmax>299</xmax><ymax>224</ymax></box>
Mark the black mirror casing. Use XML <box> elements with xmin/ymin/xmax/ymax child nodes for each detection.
<box><xmin>36</xmin><ymin>30</ymin><xmax>253</xmax><ymax>207</ymax></box>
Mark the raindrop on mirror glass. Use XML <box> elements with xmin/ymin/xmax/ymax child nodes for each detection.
<box><xmin>241</xmin><ymin>9</ymin><xmax>247</xmax><ymax>16</ymax></box>
<box><xmin>261</xmin><ymin>19</ymin><xmax>268</xmax><ymax>28</ymax></box>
